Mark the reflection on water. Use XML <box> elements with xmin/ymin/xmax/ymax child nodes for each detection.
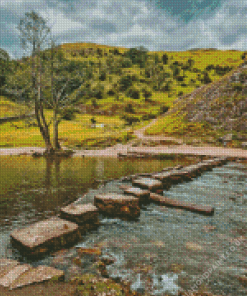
<box><xmin>0</xmin><ymin>155</ymin><xmax>190</xmax><ymax>257</ymax></box>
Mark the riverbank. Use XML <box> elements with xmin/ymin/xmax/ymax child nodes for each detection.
<box><xmin>0</xmin><ymin>144</ymin><xmax>247</xmax><ymax>159</ymax></box>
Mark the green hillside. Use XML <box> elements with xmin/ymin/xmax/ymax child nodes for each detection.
<box><xmin>0</xmin><ymin>43</ymin><xmax>245</xmax><ymax>148</ymax></box>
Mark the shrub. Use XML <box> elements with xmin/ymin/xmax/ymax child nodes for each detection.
<box><xmin>159</xmin><ymin>105</ymin><xmax>169</xmax><ymax>114</ymax></box>
<box><xmin>162</xmin><ymin>54</ymin><xmax>169</xmax><ymax>64</ymax></box>
<box><xmin>125</xmin><ymin>103</ymin><xmax>135</xmax><ymax>113</ymax></box>
<box><xmin>142</xmin><ymin>113</ymin><xmax>156</xmax><ymax>120</ymax></box>
<box><xmin>121</xmin><ymin>58</ymin><xmax>132</xmax><ymax>68</ymax></box>
<box><xmin>126</xmin><ymin>86</ymin><xmax>140</xmax><ymax>100</ymax></box>
<box><xmin>119</xmin><ymin>75</ymin><xmax>133</xmax><ymax>91</ymax></box>
<box><xmin>107</xmin><ymin>89</ymin><xmax>116</xmax><ymax>96</ymax></box>
<box><xmin>91</xmin><ymin>117</ymin><xmax>96</xmax><ymax>124</ymax></box>
<box><xmin>60</xmin><ymin>107</ymin><xmax>77</xmax><ymax>120</ymax></box>
<box><xmin>142</xmin><ymin>88</ymin><xmax>152</xmax><ymax>101</ymax></box>
<box><xmin>121</xmin><ymin>114</ymin><xmax>140</xmax><ymax>125</ymax></box>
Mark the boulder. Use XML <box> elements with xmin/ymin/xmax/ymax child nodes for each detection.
<box><xmin>94</xmin><ymin>194</ymin><xmax>140</xmax><ymax>220</ymax></box>
<box><xmin>60</xmin><ymin>203</ymin><xmax>99</xmax><ymax>230</ymax></box>
<box><xmin>11</xmin><ymin>217</ymin><xmax>81</xmax><ymax>258</ymax></box>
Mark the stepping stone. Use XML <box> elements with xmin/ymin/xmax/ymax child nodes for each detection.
<box><xmin>121</xmin><ymin>186</ymin><xmax>150</xmax><ymax>202</ymax></box>
<box><xmin>132</xmin><ymin>178</ymin><xmax>163</xmax><ymax>191</ymax></box>
<box><xmin>150</xmin><ymin>193</ymin><xmax>214</xmax><ymax>216</ymax></box>
<box><xmin>60</xmin><ymin>203</ymin><xmax>99</xmax><ymax>229</ymax></box>
<box><xmin>0</xmin><ymin>259</ymin><xmax>19</xmax><ymax>278</ymax></box>
<box><xmin>94</xmin><ymin>194</ymin><xmax>140</xmax><ymax>220</ymax></box>
<box><xmin>10</xmin><ymin>265</ymin><xmax>64</xmax><ymax>290</ymax></box>
<box><xmin>0</xmin><ymin>264</ymin><xmax>31</xmax><ymax>288</ymax></box>
<box><xmin>11</xmin><ymin>217</ymin><xmax>80</xmax><ymax>258</ymax></box>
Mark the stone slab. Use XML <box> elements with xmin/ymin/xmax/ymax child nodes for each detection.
<box><xmin>0</xmin><ymin>264</ymin><xmax>31</xmax><ymax>288</ymax></box>
<box><xmin>132</xmin><ymin>178</ymin><xmax>163</xmax><ymax>191</ymax></box>
<box><xmin>94</xmin><ymin>194</ymin><xmax>140</xmax><ymax>219</ymax></box>
<box><xmin>0</xmin><ymin>259</ymin><xmax>19</xmax><ymax>278</ymax></box>
<box><xmin>60</xmin><ymin>203</ymin><xmax>99</xmax><ymax>225</ymax></box>
<box><xmin>11</xmin><ymin>217</ymin><xmax>80</xmax><ymax>257</ymax></box>
<box><xmin>124</xmin><ymin>187</ymin><xmax>150</xmax><ymax>199</ymax></box>
<box><xmin>150</xmin><ymin>193</ymin><xmax>214</xmax><ymax>216</ymax></box>
<box><xmin>10</xmin><ymin>265</ymin><xmax>64</xmax><ymax>290</ymax></box>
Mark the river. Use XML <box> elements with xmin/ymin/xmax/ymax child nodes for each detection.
<box><xmin>0</xmin><ymin>156</ymin><xmax>246</xmax><ymax>295</ymax></box>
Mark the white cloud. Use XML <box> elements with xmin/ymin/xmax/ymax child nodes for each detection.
<box><xmin>1</xmin><ymin>0</ymin><xmax>247</xmax><ymax>58</ymax></box>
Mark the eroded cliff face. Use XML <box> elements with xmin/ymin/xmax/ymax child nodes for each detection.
<box><xmin>171</xmin><ymin>62</ymin><xmax>247</xmax><ymax>140</ymax></box>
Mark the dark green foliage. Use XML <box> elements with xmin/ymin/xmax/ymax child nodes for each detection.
<box><xmin>162</xmin><ymin>53</ymin><xmax>169</xmax><ymax>64</ymax></box>
<box><xmin>92</xmin><ymin>84</ymin><xmax>104</xmax><ymax>99</ymax></box>
<box><xmin>121</xmin><ymin>114</ymin><xmax>140</xmax><ymax>125</ymax></box>
<box><xmin>121</xmin><ymin>57</ymin><xmax>132</xmax><ymax>68</ymax></box>
<box><xmin>172</xmin><ymin>66</ymin><xmax>180</xmax><ymax>77</ymax></box>
<box><xmin>176</xmin><ymin>75</ymin><xmax>184</xmax><ymax>81</ymax></box>
<box><xmin>126</xmin><ymin>86</ymin><xmax>140</xmax><ymax>100</ymax></box>
<box><xmin>214</xmin><ymin>65</ymin><xmax>232</xmax><ymax>76</ymax></box>
<box><xmin>187</xmin><ymin>58</ymin><xmax>195</xmax><ymax>69</ymax></box>
<box><xmin>241</xmin><ymin>52</ymin><xmax>247</xmax><ymax>60</ymax></box>
<box><xmin>142</xmin><ymin>88</ymin><xmax>152</xmax><ymax>101</ymax></box>
<box><xmin>206</xmin><ymin>64</ymin><xmax>215</xmax><ymax>71</ymax></box>
<box><xmin>91</xmin><ymin>117</ymin><xmax>96</xmax><ymax>124</ymax></box>
<box><xmin>60</xmin><ymin>107</ymin><xmax>77</xmax><ymax>120</ymax></box>
<box><xmin>159</xmin><ymin>105</ymin><xmax>169</xmax><ymax>114</ymax></box>
<box><xmin>125</xmin><ymin>103</ymin><xmax>135</xmax><ymax>113</ymax></box>
<box><xmin>99</xmin><ymin>71</ymin><xmax>107</xmax><ymax>81</ymax></box>
<box><xmin>154</xmin><ymin>53</ymin><xmax>160</xmax><ymax>64</ymax></box>
<box><xmin>142</xmin><ymin>113</ymin><xmax>156</xmax><ymax>120</ymax></box>
<box><xmin>107</xmin><ymin>89</ymin><xmax>116</xmax><ymax>96</ymax></box>
<box><xmin>202</xmin><ymin>72</ymin><xmax>212</xmax><ymax>84</ymax></box>
<box><xmin>119</xmin><ymin>75</ymin><xmax>132</xmax><ymax>91</ymax></box>
<box><xmin>124</xmin><ymin>46</ymin><xmax>148</xmax><ymax>68</ymax></box>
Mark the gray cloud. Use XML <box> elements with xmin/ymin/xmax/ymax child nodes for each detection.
<box><xmin>0</xmin><ymin>0</ymin><xmax>247</xmax><ymax>58</ymax></box>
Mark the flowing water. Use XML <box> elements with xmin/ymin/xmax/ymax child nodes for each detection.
<box><xmin>0</xmin><ymin>156</ymin><xmax>246</xmax><ymax>296</ymax></box>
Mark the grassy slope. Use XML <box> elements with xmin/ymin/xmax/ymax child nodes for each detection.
<box><xmin>0</xmin><ymin>43</ymin><xmax>245</xmax><ymax>148</ymax></box>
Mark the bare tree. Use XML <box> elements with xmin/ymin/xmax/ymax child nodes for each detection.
<box><xmin>16</xmin><ymin>11</ymin><xmax>84</xmax><ymax>153</ymax></box>
<box><xmin>18</xmin><ymin>11</ymin><xmax>54</xmax><ymax>153</ymax></box>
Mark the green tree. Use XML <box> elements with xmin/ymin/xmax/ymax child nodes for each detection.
<box><xmin>162</xmin><ymin>53</ymin><xmax>169</xmax><ymax>64</ymax></box>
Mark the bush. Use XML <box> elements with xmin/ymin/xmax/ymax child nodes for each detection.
<box><xmin>121</xmin><ymin>58</ymin><xmax>132</xmax><ymax>68</ymax></box>
<box><xmin>125</xmin><ymin>103</ymin><xmax>135</xmax><ymax>113</ymax></box>
<box><xmin>60</xmin><ymin>107</ymin><xmax>77</xmax><ymax>120</ymax></box>
<box><xmin>126</xmin><ymin>86</ymin><xmax>140</xmax><ymax>100</ymax></box>
<box><xmin>121</xmin><ymin>114</ymin><xmax>140</xmax><ymax>125</ymax></box>
<box><xmin>119</xmin><ymin>75</ymin><xmax>133</xmax><ymax>91</ymax></box>
<box><xmin>142</xmin><ymin>88</ymin><xmax>152</xmax><ymax>101</ymax></box>
<box><xmin>162</xmin><ymin>54</ymin><xmax>169</xmax><ymax>64</ymax></box>
<box><xmin>107</xmin><ymin>89</ymin><xmax>116</xmax><ymax>96</ymax></box>
<box><xmin>142</xmin><ymin>113</ymin><xmax>156</xmax><ymax>120</ymax></box>
<box><xmin>159</xmin><ymin>105</ymin><xmax>169</xmax><ymax>114</ymax></box>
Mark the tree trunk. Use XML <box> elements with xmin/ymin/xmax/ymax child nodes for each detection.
<box><xmin>53</xmin><ymin>108</ymin><xmax>61</xmax><ymax>150</ymax></box>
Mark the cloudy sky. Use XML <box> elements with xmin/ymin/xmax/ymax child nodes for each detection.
<box><xmin>1</xmin><ymin>0</ymin><xmax>247</xmax><ymax>58</ymax></box>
